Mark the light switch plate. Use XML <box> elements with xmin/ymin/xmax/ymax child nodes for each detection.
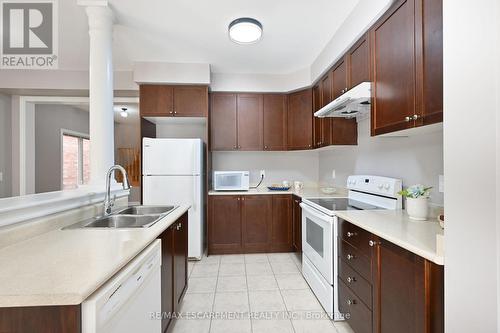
<box><xmin>438</xmin><ymin>175</ymin><xmax>444</xmax><ymax>193</ymax></box>
<box><xmin>0</xmin><ymin>172</ymin><xmax>3</xmax><ymax>182</ymax></box>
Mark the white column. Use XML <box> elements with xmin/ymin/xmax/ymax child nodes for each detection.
<box><xmin>79</xmin><ymin>1</ymin><xmax>114</xmax><ymax>185</ymax></box>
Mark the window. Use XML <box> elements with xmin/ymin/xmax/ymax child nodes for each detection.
<box><xmin>62</xmin><ymin>131</ymin><xmax>90</xmax><ymax>190</ymax></box>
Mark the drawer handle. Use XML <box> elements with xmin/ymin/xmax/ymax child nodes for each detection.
<box><xmin>369</xmin><ymin>240</ymin><xmax>380</xmax><ymax>247</ymax></box>
<box><xmin>346</xmin><ymin>254</ymin><xmax>355</xmax><ymax>261</ymax></box>
<box><xmin>346</xmin><ymin>299</ymin><xmax>357</xmax><ymax>306</ymax></box>
<box><xmin>346</xmin><ymin>276</ymin><xmax>356</xmax><ymax>283</ymax></box>
<box><xmin>346</xmin><ymin>231</ymin><xmax>356</xmax><ymax>238</ymax></box>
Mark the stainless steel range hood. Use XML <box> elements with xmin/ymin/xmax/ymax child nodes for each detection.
<box><xmin>314</xmin><ymin>82</ymin><xmax>371</xmax><ymax>119</ymax></box>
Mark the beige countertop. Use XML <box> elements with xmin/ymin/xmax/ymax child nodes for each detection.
<box><xmin>0</xmin><ymin>205</ymin><xmax>190</xmax><ymax>307</ymax></box>
<box><xmin>208</xmin><ymin>187</ymin><xmax>348</xmax><ymax>198</ymax></box>
<box><xmin>335</xmin><ymin>209</ymin><xmax>444</xmax><ymax>265</ymax></box>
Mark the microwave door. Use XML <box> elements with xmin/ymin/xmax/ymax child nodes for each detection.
<box><xmin>216</xmin><ymin>174</ymin><xmax>242</xmax><ymax>190</ymax></box>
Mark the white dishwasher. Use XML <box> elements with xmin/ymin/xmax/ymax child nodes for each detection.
<box><xmin>82</xmin><ymin>239</ymin><xmax>162</xmax><ymax>333</ymax></box>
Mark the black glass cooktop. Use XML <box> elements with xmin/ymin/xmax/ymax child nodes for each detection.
<box><xmin>307</xmin><ymin>198</ymin><xmax>381</xmax><ymax>211</ymax></box>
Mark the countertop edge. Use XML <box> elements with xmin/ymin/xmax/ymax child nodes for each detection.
<box><xmin>335</xmin><ymin>211</ymin><xmax>444</xmax><ymax>266</ymax></box>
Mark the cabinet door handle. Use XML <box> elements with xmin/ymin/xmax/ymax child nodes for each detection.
<box><xmin>405</xmin><ymin>116</ymin><xmax>411</xmax><ymax>122</ymax></box>
<box><xmin>346</xmin><ymin>276</ymin><xmax>356</xmax><ymax>283</ymax></box>
<box><xmin>346</xmin><ymin>299</ymin><xmax>357</xmax><ymax>306</ymax></box>
<box><xmin>264</xmin><ymin>146</ymin><xmax>268</xmax><ymax>150</ymax></box>
<box><xmin>346</xmin><ymin>231</ymin><xmax>356</xmax><ymax>238</ymax></box>
<box><xmin>346</xmin><ymin>254</ymin><xmax>355</xmax><ymax>261</ymax></box>
<box><xmin>238</xmin><ymin>145</ymin><xmax>242</xmax><ymax>149</ymax></box>
<box><xmin>369</xmin><ymin>240</ymin><xmax>379</xmax><ymax>247</ymax></box>
<box><xmin>241</xmin><ymin>197</ymin><xmax>245</xmax><ymax>201</ymax></box>
<box><xmin>412</xmin><ymin>114</ymin><xmax>419</xmax><ymax>120</ymax></box>
<box><xmin>176</xmin><ymin>223</ymin><xmax>181</xmax><ymax>231</ymax></box>
<box><xmin>237</xmin><ymin>197</ymin><xmax>240</xmax><ymax>201</ymax></box>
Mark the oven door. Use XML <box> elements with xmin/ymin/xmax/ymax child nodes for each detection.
<box><xmin>300</xmin><ymin>202</ymin><xmax>336</xmax><ymax>284</ymax></box>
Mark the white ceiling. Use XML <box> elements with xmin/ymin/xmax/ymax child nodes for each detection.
<box><xmin>59</xmin><ymin>0</ymin><xmax>360</xmax><ymax>74</ymax></box>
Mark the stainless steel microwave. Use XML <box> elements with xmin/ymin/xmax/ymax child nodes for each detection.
<box><xmin>213</xmin><ymin>171</ymin><xmax>250</xmax><ymax>191</ymax></box>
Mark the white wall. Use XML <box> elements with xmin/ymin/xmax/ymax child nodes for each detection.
<box><xmin>154</xmin><ymin>118</ymin><xmax>208</xmax><ymax>143</ymax></box>
<box><xmin>318</xmin><ymin>119</ymin><xmax>444</xmax><ymax>205</ymax></box>
<box><xmin>443</xmin><ymin>0</ymin><xmax>499</xmax><ymax>332</ymax></box>
<box><xmin>0</xmin><ymin>93</ymin><xmax>11</xmax><ymax>198</ymax></box>
<box><xmin>34</xmin><ymin>104</ymin><xmax>89</xmax><ymax>193</ymax></box>
<box><xmin>310</xmin><ymin>0</ymin><xmax>392</xmax><ymax>82</ymax></box>
<box><xmin>212</xmin><ymin>151</ymin><xmax>319</xmax><ymax>187</ymax></box>
<box><xmin>210</xmin><ymin>68</ymin><xmax>311</xmax><ymax>93</ymax></box>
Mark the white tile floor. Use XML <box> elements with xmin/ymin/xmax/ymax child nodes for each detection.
<box><xmin>170</xmin><ymin>252</ymin><xmax>355</xmax><ymax>333</ymax></box>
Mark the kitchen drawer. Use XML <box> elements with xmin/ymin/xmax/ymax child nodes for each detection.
<box><xmin>338</xmin><ymin>258</ymin><xmax>372</xmax><ymax>309</ymax></box>
<box><xmin>339</xmin><ymin>218</ymin><xmax>373</xmax><ymax>258</ymax></box>
<box><xmin>338</xmin><ymin>279</ymin><xmax>373</xmax><ymax>333</ymax></box>
<box><xmin>339</xmin><ymin>239</ymin><xmax>372</xmax><ymax>283</ymax></box>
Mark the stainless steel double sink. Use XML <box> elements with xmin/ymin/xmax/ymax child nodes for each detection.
<box><xmin>63</xmin><ymin>205</ymin><xmax>178</xmax><ymax>229</ymax></box>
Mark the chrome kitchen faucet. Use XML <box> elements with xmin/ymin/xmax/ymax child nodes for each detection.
<box><xmin>104</xmin><ymin>165</ymin><xmax>131</xmax><ymax>215</ymax></box>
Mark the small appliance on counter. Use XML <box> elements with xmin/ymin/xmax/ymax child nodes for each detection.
<box><xmin>213</xmin><ymin>171</ymin><xmax>250</xmax><ymax>191</ymax></box>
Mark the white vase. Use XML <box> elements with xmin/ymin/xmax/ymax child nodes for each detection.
<box><xmin>406</xmin><ymin>197</ymin><xmax>429</xmax><ymax>221</ymax></box>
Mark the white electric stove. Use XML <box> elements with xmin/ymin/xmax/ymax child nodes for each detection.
<box><xmin>300</xmin><ymin>175</ymin><xmax>402</xmax><ymax>320</ymax></box>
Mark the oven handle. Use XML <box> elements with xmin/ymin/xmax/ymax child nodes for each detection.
<box><xmin>299</xmin><ymin>203</ymin><xmax>335</xmax><ymax>224</ymax></box>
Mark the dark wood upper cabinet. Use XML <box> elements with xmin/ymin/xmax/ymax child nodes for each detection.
<box><xmin>371</xmin><ymin>0</ymin><xmax>443</xmax><ymax>135</ymax></box>
<box><xmin>320</xmin><ymin>73</ymin><xmax>333</xmax><ymax>146</ymax></box>
<box><xmin>418</xmin><ymin>0</ymin><xmax>443</xmax><ymax>126</ymax></box>
<box><xmin>270</xmin><ymin>195</ymin><xmax>293</xmax><ymax>252</ymax></box>
<box><xmin>263</xmin><ymin>94</ymin><xmax>287</xmax><ymax>151</ymax></box>
<box><xmin>241</xmin><ymin>195</ymin><xmax>273</xmax><ymax>252</ymax></box>
<box><xmin>208</xmin><ymin>195</ymin><xmax>242</xmax><ymax>254</ymax></box>
<box><xmin>371</xmin><ymin>0</ymin><xmax>417</xmax><ymax>135</ymax></box>
<box><xmin>140</xmin><ymin>85</ymin><xmax>208</xmax><ymax>117</ymax></box>
<box><xmin>173</xmin><ymin>214</ymin><xmax>188</xmax><ymax>311</ymax></box>
<box><xmin>331</xmin><ymin>59</ymin><xmax>358</xmax><ymax>145</ymax></box>
<box><xmin>332</xmin><ymin>59</ymin><xmax>348</xmax><ymax>99</ymax></box>
<box><xmin>173</xmin><ymin>86</ymin><xmax>208</xmax><ymax>117</ymax></box>
<box><xmin>237</xmin><ymin>94</ymin><xmax>264</xmax><ymax>151</ymax></box>
<box><xmin>140</xmin><ymin>85</ymin><xmax>174</xmax><ymax>116</ymax></box>
<box><xmin>347</xmin><ymin>34</ymin><xmax>370</xmax><ymax>89</ymax></box>
<box><xmin>312</xmin><ymin>84</ymin><xmax>322</xmax><ymax>148</ymax></box>
<box><xmin>210</xmin><ymin>93</ymin><xmax>238</xmax><ymax>151</ymax></box>
<box><xmin>287</xmin><ymin>89</ymin><xmax>313</xmax><ymax>150</ymax></box>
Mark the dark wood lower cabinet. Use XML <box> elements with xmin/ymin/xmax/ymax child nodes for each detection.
<box><xmin>173</xmin><ymin>213</ymin><xmax>188</xmax><ymax>312</ymax></box>
<box><xmin>158</xmin><ymin>212</ymin><xmax>189</xmax><ymax>332</ymax></box>
<box><xmin>0</xmin><ymin>305</ymin><xmax>81</xmax><ymax>333</ymax></box>
<box><xmin>208</xmin><ymin>194</ymin><xmax>296</xmax><ymax>254</ymax></box>
<box><xmin>373</xmin><ymin>239</ymin><xmax>444</xmax><ymax>333</ymax></box>
<box><xmin>242</xmin><ymin>195</ymin><xmax>273</xmax><ymax>252</ymax></box>
<box><xmin>208</xmin><ymin>195</ymin><xmax>242</xmax><ymax>254</ymax></box>
<box><xmin>270</xmin><ymin>195</ymin><xmax>293</xmax><ymax>252</ymax></box>
<box><xmin>291</xmin><ymin>195</ymin><xmax>302</xmax><ymax>252</ymax></box>
<box><xmin>159</xmin><ymin>225</ymin><xmax>175</xmax><ymax>332</ymax></box>
<box><xmin>338</xmin><ymin>219</ymin><xmax>444</xmax><ymax>333</ymax></box>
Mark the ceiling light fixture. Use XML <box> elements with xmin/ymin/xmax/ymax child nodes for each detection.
<box><xmin>228</xmin><ymin>17</ymin><xmax>263</xmax><ymax>44</ymax></box>
<box><xmin>120</xmin><ymin>107</ymin><xmax>128</xmax><ymax>118</ymax></box>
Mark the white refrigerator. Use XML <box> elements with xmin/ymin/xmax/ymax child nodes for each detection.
<box><xmin>142</xmin><ymin>138</ymin><xmax>204</xmax><ymax>259</ymax></box>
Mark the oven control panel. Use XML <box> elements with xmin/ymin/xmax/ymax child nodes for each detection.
<box><xmin>346</xmin><ymin>175</ymin><xmax>402</xmax><ymax>198</ymax></box>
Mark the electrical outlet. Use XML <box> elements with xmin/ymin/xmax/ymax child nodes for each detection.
<box><xmin>332</xmin><ymin>169</ymin><xmax>336</xmax><ymax>180</ymax></box>
<box><xmin>260</xmin><ymin>170</ymin><xmax>265</xmax><ymax>179</ymax></box>
<box><xmin>438</xmin><ymin>175</ymin><xmax>444</xmax><ymax>193</ymax></box>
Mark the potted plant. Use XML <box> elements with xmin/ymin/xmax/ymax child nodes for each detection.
<box><xmin>398</xmin><ymin>185</ymin><xmax>432</xmax><ymax>221</ymax></box>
